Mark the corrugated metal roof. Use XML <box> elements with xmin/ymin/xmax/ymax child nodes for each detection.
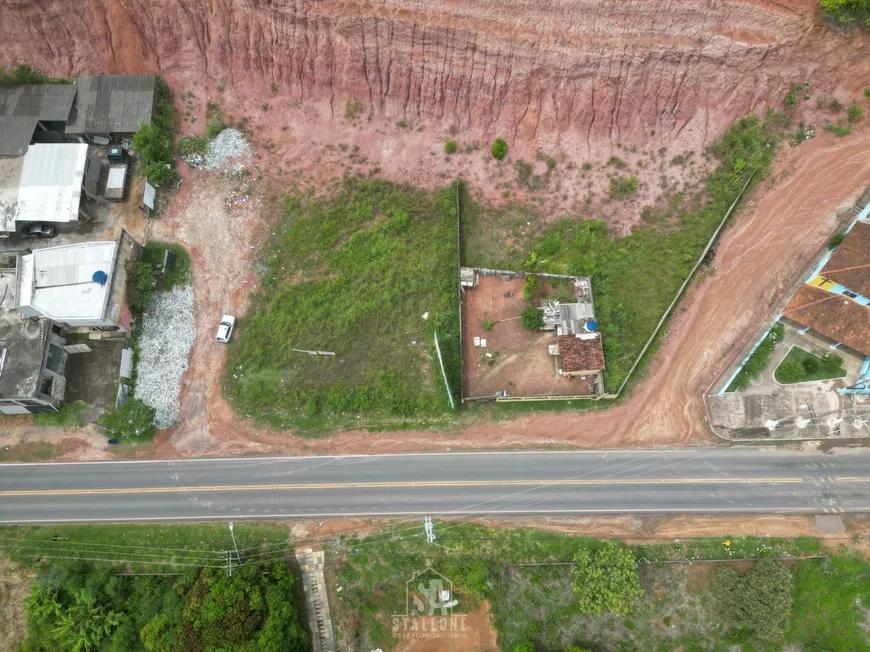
<box><xmin>13</xmin><ymin>143</ymin><xmax>88</xmax><ymax>224</ymax></box>
<box><xmin>0</xmin><ymin>116</ymin><xmax>38</xmax><ymax>157</ymax></box>
<box><xmin>66</xmin><ymin>75</ymin><xmax>156</xmax><ymax>135</ymax></box>
<box><xmin>0</xmin><ymin>84</ymin><xmax>77</xmax><ymax>121</ymax></box>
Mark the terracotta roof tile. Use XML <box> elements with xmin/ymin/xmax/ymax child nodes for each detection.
<box><xmin>782</xmin><ymin>284</ymin><xmax>870</xmax><ymax>356</ymax></box>
<box><xmin>557</xmin><ymin>334</ymin><xmax>605</xmax><ymax>373</ymax></box>
<box><xmin>821</xmin><ymin>221</ymin><xmax>870</xmax><ymax>298</ymax></box>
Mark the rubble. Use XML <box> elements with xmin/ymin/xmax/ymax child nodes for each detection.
<box><xmin>134</xmin><ymin>285</ymin><xmax>197</xmax><ymax>428</ymax></box>
<box><xmin>203</xmin><ymin>128</ymin><xmax>252</xmax><ymax>173</ymax></box>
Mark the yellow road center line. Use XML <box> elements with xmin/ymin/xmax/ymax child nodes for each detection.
<box><xmin>0</xmin><ymin>477</ymin><xmax>807</xmax><ymax>497</ymax></box>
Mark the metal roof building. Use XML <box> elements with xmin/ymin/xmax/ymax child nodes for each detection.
<box><xmin>16</xmin><ymin>241</ymin><xmax>117</xmax><ymax>326</ymax></box>
<box><xmin>66</xmin><ymin>75</ymin><xmax>156</xmax><ymax>136</ymax></box>
<box><xmin>0</xmin><ymin>143</ymin><xmax>87</xmax><ymax>233</ymax></box>
<box><xmin>0</xmin><ymin>84</ymin><xmax>77</xmax><ymax>157</ymax></box>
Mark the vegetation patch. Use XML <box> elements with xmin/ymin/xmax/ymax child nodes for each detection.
<box><xmin>3</xmin><ymin>524</ymin><xmax>306</xmax><ymax>652</ymax></box>
<box><xmin>31</xmin><ymin>401</ymin><xmax>86</xmax><ymax>428</ymax></box>
<box><xmin>327</xmin><ymin>522</ymin><xmax>868</xmax><ymax>652</ymax></box>
<box><xmin>491</xmin><ymin>138</ymin><xmax>508</xmax><ymax>160</ymax></box>
<box><xmin>774</xmin><ymin>346</ymin><xmax>847</xmax><ymax>384</ymax></box>
<box><xmin>726</xmin><ymin>322</ymin><xmax>785</xmax><ymax>392</ymax></box>
<box><xmin>0</xmin><ymin>64</ymin><xmax>71</xmax><ymax>86</ymax></box>
<box><xmin>820</xmin><ymin>0</ymin><xmax>870</xmax><ymax>29</ymax></box>
<box><xmin>463</xmin><ymin>113</ymin><xmax>783</xmax><ymax>389</ymax></box>
<box><xmin>225</xmin><ymin>179</ymin><xmax>460</xmax><ymax>431</ymax></box>
<box><xmin>131</xmin><ymin>77</ymin><xmax>177</xmax><ymax>187</ymax></box>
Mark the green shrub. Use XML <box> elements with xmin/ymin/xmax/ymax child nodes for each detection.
<box><xmin>545</xmin><ymin>155</ymin><xmax>557</xmax><ymax>170</ymax></box>
<box><xmin>0</xmin><ymin>64</ymin><xmax>71</xmax><ymax>86</ymax></box>
<box><xmin>444</xmin><ymin>140</ymin><xmax>458</xmax><ymax>154</ymax></box>
<box><xmin>205</xmin><ymin>119</ymin><xmax>225</xmax><ymax>139</ymax></box>
<box><xmin>571</xmin><ymin>541</ymin><xmax>643</xmax><ymax>616</ymax></box>
<box><xmin>482</xmin><ymin>317</ymin><xmax>495</xmax><ymax>331</ymax></box>
<box><xmin>820</xmin><ymin>0</ymin><xmax>870</xmax><ymax>29</ymax></box>
<box><xmin>523</xmin><ymin>275</ymin><xmax>540</xmax><ymax>301</ymax></box>
<box><xmin>177</xmin><ymin>135</ymin><xmax>208</xmax><ymax>157</ymax></box>
<box><xmin>98</xmin><ymin>398</ymin><xmax>156</xmax><ymax>441</ymax></box>
<box><xmin>824</xmin><ymin>121</ymin><xmax>852</xmax><ymax>136</ymax></box>
<box><xmin>829</xmin><ymin>97</ymin><xmax>844</xmax><ymax>113</ymax></box>
<box><xmin>829</xmin><ymin>232</ymin><xmax>846</xmax><ymax>248</ymax></box>
<box><xmin>712</xmin><ymin>559</ymin><xmax>793</xmax><ymax>640</ymax></box>
<box><xmin>610</xmin><ymin>175</ymin><xmax>638</xmax><ymax>199</ymax></box>
<box><xmin>608</xmin><ymin>156</ymin><xmax>627</xmax><ymax>169</ymax></box>
<box><xmin>345</xmin><ymin>100</ymin><xmax>363</xmax><ymax>119</ymax></box>
<box><xmin>521</xmin><ymin>306</ymin><xmax>544</xmax><ymax>330</ymax></box>
<box><xmin>125</xmin><ymin>261</ymin><xmax>157</xmax><ymax>311</ymax></box>
<box><xmin>491</xmin><ymin>138</ymin><xmax>508</xmax><ymax>160</ymax></box>
<box><xmin>271</xmin><ymin>80</ymin><xmax>279</xmax><ymax>95</ymax></box>
<box><xmin>784</xmin><ymin>92</ymin><xmax>796</xmax><ymax>106</ymax></box>
<box><xmin>396</xmin><ymin>120</ymin><xmax>408</xmax><ymax>128</ymax></box>
<box><xmin>848</xmin><ymin>101</ymin><xmax>865</xmax><ymax>122</ymax></box>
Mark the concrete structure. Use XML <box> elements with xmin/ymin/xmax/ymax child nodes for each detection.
<box><xmin>15</xmin><ymin>230</ymin><xmax>140</xmax><ymax>331</ymax></box>
<box><xmin>0</xmin><ymin>143</ymin><xmax>88</xmax><ymax>234</ymax></box>
<box><xmin>66</xmin><ymin>75</ymin><xmax>156</xmax><ymax>139</ymax></box>
<box><xmin>0</xmin><ymin>251</ymin><xmax>67</xmax><ymax>414</ymax></box>
<box><xmin>296</xmin><ymin>549</ymin><xmax>336</xmax><ymax>652</ymax></box>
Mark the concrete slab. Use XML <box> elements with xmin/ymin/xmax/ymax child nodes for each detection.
<box><xmin>815</xmin><ymin>514</ymin><xmax>846</xmax><ymax>534</ymax></box>
<box><xmin>64</xmin><ymin>338</ymin><xmax>125</xmax><ymax>416</ymax></box>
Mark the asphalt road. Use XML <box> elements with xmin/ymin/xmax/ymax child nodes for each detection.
<box><xmin>1</xmin><ymin>448</ymin><xmax>869</xmax><ymax>523</ymax></box>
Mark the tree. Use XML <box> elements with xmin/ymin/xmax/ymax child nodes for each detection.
<box><xmin>711</xmin><ymin>558</ymin><xmax>793</xmax><ymax>640</ymax></box>
<box><xmin>132</xmin><ymin>123</ymin><xmax>172</xmax><ymax>170</ymax></box>
<box><xmin>491</xmin><ymin>138</ymin><xmax>508</xmax><ymax>160</ymax></box>
<box><xmin>521</xmin><ymin>306</ymin><xmax>545</xmax><ymax>330</ymax></box>
<box><xmin>571</xmin><ymin>542</ymin><xmax>643</xmax><ymax>616</ymax></box>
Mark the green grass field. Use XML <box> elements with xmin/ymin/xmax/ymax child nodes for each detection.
<box><xmin>224</xmin><ymin>179</ymin><xmax>461</xmax><ymax>432</ymax></box>
<box><xmin>326</xmin><ymin>523</ymin><xmax>870</xmax><ymax>652</ymax></box>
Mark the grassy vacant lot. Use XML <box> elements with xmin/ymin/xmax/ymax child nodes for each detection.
<box><xmin>224</xmin><ymin>179</ymin><xmax>461</xmax><ymax>431</ymax></box>
<box><xmin>462</xmin><ymin>114</ymin><xmax>785</xmax><ymax>390</ymax></box>
<box><xmin>327</xmin><ymin>523</ymin><xmax>870</xmax><ymax>652</ymax></box>
<box><xmin>775</xmin><ymin>346</ymin><xmax>847</xmax><ymax>384</ymax></box>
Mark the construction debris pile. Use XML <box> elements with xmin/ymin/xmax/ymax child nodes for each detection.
<box><xmin>134</xmin><ymin>285</ymin><xmax>197</xmax><ymax>428</ymax></box>
<box><xmin>203</xmin><ymin>128</ymin><xmax>252</xmax><ymax>173</ymax></box>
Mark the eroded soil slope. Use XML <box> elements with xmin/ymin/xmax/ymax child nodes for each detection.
<box><xmin>2</xmin><ymin>0</ymin><xmax>869</xmax><ymax>156</ymax></box>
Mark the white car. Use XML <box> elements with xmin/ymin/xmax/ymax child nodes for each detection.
<box><xmin>216</xmin><ymin>315</ymin><xmax>235</xmax><ymax>343</ymax></box>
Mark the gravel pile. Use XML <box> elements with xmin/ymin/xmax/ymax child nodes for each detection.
<box><xmin>203</xmin><ymin>128</ymin><xmax>252</xmax><ymax>172</ymax></box>
<box><xmin>134</xmin><ymin>285</ymin><xmax>197</xmax><ymax>429</ymax></box>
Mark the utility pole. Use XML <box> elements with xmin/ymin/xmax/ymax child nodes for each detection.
<box><xmin>229</xmin><ymin>522</ymin><xmax>241</xmax><ymax>564</ymax></box>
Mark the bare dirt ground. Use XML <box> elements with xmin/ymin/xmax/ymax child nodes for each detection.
<box><xmin>393</xmin><ymin>602</ymin><xmax>499</xmax><ymax>652</ymax></box>
<box><xmin>462</xmin><ymin>275</ymin><xmax>594</xmax><ymax>399</ymax></box>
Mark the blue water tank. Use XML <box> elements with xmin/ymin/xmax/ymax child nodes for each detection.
<box><xmin>584</xmin><ymin>319</ymin><xmax>598</xmax><ymax>332</ymax></box>
<box><xmin>92</xmin><ymin>270</ymin><xmax>108</xmax><ymax>284</ymax></box>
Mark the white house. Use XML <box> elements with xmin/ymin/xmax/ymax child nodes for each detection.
<box><xmin>14</xmin><ymin>230</ymin><xmax>140</xmax><ymax>331</ymax></box>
